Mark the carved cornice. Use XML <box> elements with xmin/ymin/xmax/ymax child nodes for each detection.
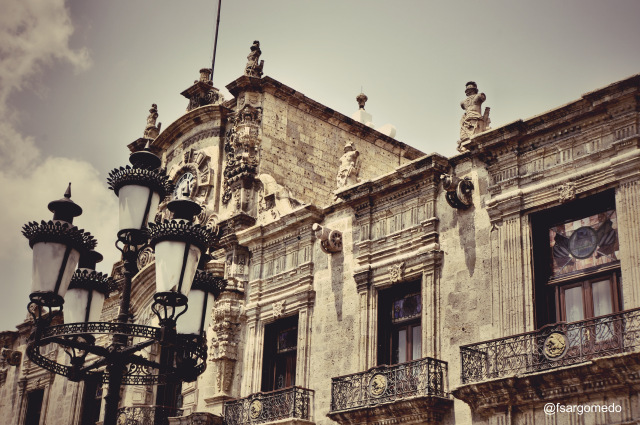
<box><xmin>130</xmin><ymin>104</ymin><xmax>229</xmax><ymax>153</ymax></box>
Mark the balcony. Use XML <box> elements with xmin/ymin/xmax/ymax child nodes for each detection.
<box><xmin>460</xmin><ymin>308</ymin><xmax>640</xmax><ymax>384</ymax></box>
<box><xmin>116</xmin><ymin>405</ymin><xmax>183</xmax><ymax>425</ymax></box>
<box><xmin>223</xmin><ymin>386</ymin><xmax>314</xmax><ymax>425</ymax></box>
<box><xmin>328</xmin><ymin>357</ymin><xmax>452</xmax><ymax>425</ymax></box>
<box><xmin>454</xmin><ymin>308</ymin><xmax>640</xmax><ymax>412</ymax></box>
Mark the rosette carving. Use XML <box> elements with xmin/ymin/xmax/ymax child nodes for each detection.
<box><xmin>107</xmin><ymin>165</ymin><xmax>173</xmax><ymax>199</ymax></box>
<box><xmin>22</xmin><ymin>220</ymin><xmax>97</xmax><ymax>252</ymax></box>
<box><xmin>147</xmin><ymin>220</ymin><xmax>216</xmax><ymax>252</ymax></box>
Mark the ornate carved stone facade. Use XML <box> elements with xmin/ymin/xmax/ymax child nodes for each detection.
<box><xmin>3</xmin><ymin>47</ymin><xmax>640</xmax><ymax>425</ymax></box>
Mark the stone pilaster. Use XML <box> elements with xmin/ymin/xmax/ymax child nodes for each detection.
<box><xmin>616</xmin><ymin>179</ymin><xmax>640</xmax><ymax>309</ymax></box>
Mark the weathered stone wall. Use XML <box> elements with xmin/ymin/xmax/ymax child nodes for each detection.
<box><xmin>258</xmin><ymin>89</ymin><xmax>421</xmax><ymax>207</ymax></box>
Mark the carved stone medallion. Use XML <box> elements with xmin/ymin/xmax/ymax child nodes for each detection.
<box><xmin>543</xmin><ymin>332</ymin><xmax>568</xmax><ymax>360</ymax></box>
<box><xmin>249</xmin><ymin>399</ymin><xmax>263</xmax><ymax>419</ymax></box>
<box><xmin>558</xmin><ymin>182</ymin><xmax>576</xmax><ymax>203</ymax></box>
<box><xmin>369</xmin><ymin>373</ymin><xmax>388</xmax><ymax>397</ymax></box>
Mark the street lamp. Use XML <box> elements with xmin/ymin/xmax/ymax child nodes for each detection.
<box><xmin>22</xmin><ymin>145</ymin><xmax>223</xmax><ymax>425</ymax></box>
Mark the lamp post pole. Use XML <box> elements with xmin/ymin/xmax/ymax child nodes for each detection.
<box><xmin>22</xmin><ymin>144</ymin><xmax>224</xmax><ymax>425</ymax></box>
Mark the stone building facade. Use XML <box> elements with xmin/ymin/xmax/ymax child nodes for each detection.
<box><xmin>2</xmin><ymin>44</ymin><xmax>640</xmax><ymax>425</ymax></box>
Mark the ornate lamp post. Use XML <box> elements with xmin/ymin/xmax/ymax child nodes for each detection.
<box><xmin>22</xmin><ymin>146</ymin><xmax>224</xmax><ymax>425</ymax></box>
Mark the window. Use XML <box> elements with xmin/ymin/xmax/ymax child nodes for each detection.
<box><xmin>531</xmin><ymin>190</ymin><xmax>621</xmax><ymax>328</ymax></box>
<box><xmin>377</xmin><ymin>282</ymin><xmax>422</xmax><ymax>365</ymax></box>
<box><xmin>262</xmin><ymin>315</ymin><xmax>298</xmax><ymax>391</ymax></box>
<box><xmin>24</xmin><ymin>389</ymin><xmax>44</xmax><ymax>425</ymax></box>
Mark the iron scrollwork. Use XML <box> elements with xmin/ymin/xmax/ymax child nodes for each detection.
<box><xmin>329</xmin><ymin>357</ymin><xmax>449</xmax><ymax>412</ymax></box>
<box><xmin>460</xmin><ymin>307</ymin><xmax>640</xmax><ymax>384</ymax></box>
<box><xmin>224</xmin><ymin>386</ymin><xmax>313</xmax><ymax>425</ymax></box>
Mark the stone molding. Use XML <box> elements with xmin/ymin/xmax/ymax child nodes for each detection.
<box><xmin>168</xmin><ymin>412</ymin><xmax>223</xmax><ymax>425</ymax></box>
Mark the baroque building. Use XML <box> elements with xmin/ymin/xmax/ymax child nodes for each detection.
<box><xmin>2</xmin><ymin>43</ymin><xmax>640</xmax><ymax>425</ymax></box>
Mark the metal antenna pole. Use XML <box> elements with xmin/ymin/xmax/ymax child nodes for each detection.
<box><xmin>211</xmin><ymin>0</ymin><xmax>222</xmax><ymax>83</ymax></box>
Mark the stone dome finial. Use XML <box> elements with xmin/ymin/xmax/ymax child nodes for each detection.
<box><xmin>356</xmin><ymin>92</ymin><xmax>368</xmax><ymax>110</ymax></box>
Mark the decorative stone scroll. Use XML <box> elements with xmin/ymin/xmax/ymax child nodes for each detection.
<box><xmin>312</xmin><ymin>223</ymin><xmax>343</xmax><ymax>253</ymax></box>
<box><xmin>441</xmin><ymin>174</ymin><xmax>474</xmax><ymax>210</ymax></box>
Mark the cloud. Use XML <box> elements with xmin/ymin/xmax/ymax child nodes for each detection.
<box><xmin>0</xmin><ymin>1</ymin><xmax>116</xmax><ymax>331</ymax></box>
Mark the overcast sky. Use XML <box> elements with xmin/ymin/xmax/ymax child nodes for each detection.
<box><xmin>1</xmin><ymin>0</ymin><xmax>640</xmax><ymax>331</ymax></box>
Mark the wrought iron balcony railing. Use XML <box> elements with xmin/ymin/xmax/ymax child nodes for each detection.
<box><xmin>116</xmin><ymin>405</ymin><xmax>183</xmax><ymax>425</ymax></box>
<box><xmin>223</xmin><ymin>386</ymin><xmax>314</xmax><ymax>425</ymax></box>
<box><xmin>460</xmin><ymin>307</ymin><xmax>640</xmax><ymax>384</ymax></box>
<box><xmin>329</xmin><ymin>357</ymin><xmax>449</xmax><ymax>413</ymax></box>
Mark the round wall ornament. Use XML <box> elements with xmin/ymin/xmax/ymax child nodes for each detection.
<box><xmin>368</xmin><ymin>373</ymin><xmax>388</xmax><ymax>397</ymax></box>
<box><xmin>543</xmin><ymin>331</ymin><xmax>568</xmax><ymax>360</ymax></box>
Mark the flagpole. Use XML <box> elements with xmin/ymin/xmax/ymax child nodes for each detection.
<box><xmin>211</xmin><ymin>0</ymin><xmax>222</xmax><ymax>83</ymax></box>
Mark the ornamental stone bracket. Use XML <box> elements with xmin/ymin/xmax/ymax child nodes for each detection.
<box><xmin>441</xmin><ymin>174</ymin><xmax>474</xmax><ymax>210</ymax></box>
<box><xmin>312</xmin><ymin>223</ymin><xmax>343</xmax><ymax>254</ymax></box>
<box><xmin>452</xmin><ymin>351</ymin><xmax>640</xmax><ymax>417</ymax></box>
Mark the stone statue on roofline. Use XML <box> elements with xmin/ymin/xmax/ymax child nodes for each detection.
<box><xmin>143</xmin><ymin>103</ymin><xmax>161</xmax><ymax>140</ymax></box>
<box><xmin>336</xmin><ymin>141</ymin><xmax>360</xmax><ymax>189</ymax></box>
<box><xmin>245</xmin><ymin>40</ymin><xmax>264</xmax><ymax>78</ymax></box>
<box><xmin>458</xmin><ymin>81</ymin><xmax>490</xmax><ymax>151</ymax></box>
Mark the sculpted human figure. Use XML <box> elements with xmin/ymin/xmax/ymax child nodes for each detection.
<box><xmin>459</xmin><ymin>81</ymin><xmax>490</xmax><ymax>146</ymax></box>
<box><xmin>336</xmin><ymin>142</ymin><xmax>360</xmax><ymax>188</ymax></box>
<box><xmin>245</xmin><ymin>40</ymin><xmax>264</xmax><ymax>78</ymax></box>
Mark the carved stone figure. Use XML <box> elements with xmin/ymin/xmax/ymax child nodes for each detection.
<box><xmin>458</xmin><ymin>82</ymin><xmax>490</xmax><ymax>149</ymax></box>
<box><xmin>143</xmin><ymin>104</ymin><xmax>161</xmax><ymax>139</ymax></box>
<box><xmin>336</xmin><ymin>142</ymin><xmax>360</xmax><ymax>189</ymax></box>
<box><xmin>245</xmin><ymin>40</ymin><xmax>264</xmax><ymax>78</ymax></box>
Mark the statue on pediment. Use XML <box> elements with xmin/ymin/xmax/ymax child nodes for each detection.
<box><xmin>336</xmin><ymin>141</ymin><xmax>360</xmax><ymax>189</ymax></box>
<box><xmin>245</xmin><ymin>40</ymin><xmax>264</xmax><ymax>78</ymax></box>
<box><xmin>459</xmin><ymin>81</ymin><xmax>490</xmax><ymax>150</ymax></box>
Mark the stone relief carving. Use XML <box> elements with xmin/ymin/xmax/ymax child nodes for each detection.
<box><xmin>210</xmin><ymin>292</ymin><xmax>245</xmax><ymax>396</ymax></box>
<box><xmin>458</xmin><ymin>81</ymin><xmax>490</xmax><ymax>151</ymax></box>
<box><xmin>313</xmin><ymin>223</ymin><xmax>343</xmax><ymax>254</ymax></box>
<box><xmin>222</xmin><ymin>105</ymin><xmax>262</xmax><ymax>204</ymax></box>
<box><xmin>336</xmin><ymin>141</ymin><xmax>361</xmax><ymax>189</ymax></box>
<box><xmin>256</xmin><ymin>174</ymin><xmax>302</xmax><ymax>223</ymax></box>
<box><xmin>558</xmin><ymin>182</ymin><xmax>576</xmax><ymax>203</ymax></box>
<box><xmin>273</xmin><ymin>300</ymin><xmax>285</xmax><ymax>319</ymax></box>
<box><xmin>441</xmin><ymin>174</ymin><xmax>474</xmax><ymax>210</ymax></box>
<box><xmin>143</xmin><ymin>104</ymin><xmax>162</xmax><ymax>140</ymax></box>
<box><xmin>389</xmin><ymin>262</ymin><xmax>405</xmax><ymax>283</ymax></box>
<box><xmin>245</xmin><ymin>40</ymin><xmax>264</xmax><ymax>78</ymax></box>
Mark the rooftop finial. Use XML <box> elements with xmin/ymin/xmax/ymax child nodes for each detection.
<box><xmin>356</xmin><ymin>92</ymin><xmax>368</xmax><ymax>110</ymax></box>
<box><xmin>48</xmin><ymin>183</ymin><xmax>83</xmax><ymax>223</ymax></box>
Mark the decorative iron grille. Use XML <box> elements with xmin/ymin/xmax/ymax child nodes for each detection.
<box><xmin>116</xmin><ymin>405</ymin><xmax>183</xmax><ymax>425</ymax></box>
<box><xmin>460</xmin><ymin>307</ymin><xmax>640</xmax><ymax>384</ymax></box>
<box><xmin>329</xmin><ymin>357</ymin><xmax>449</xmax><ymax>412</ymax></box>
<box><xmin>223</xmin><ymin>386</ymin><xmax>313</xmax><ymax>425</ymax></box>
